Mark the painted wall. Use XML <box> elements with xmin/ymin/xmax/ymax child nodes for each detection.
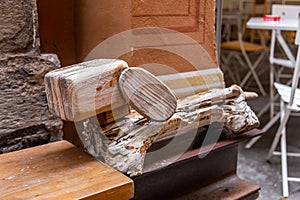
<box><xmin>37</xmin><ymin>0</ymin><xmax>217</xmax><ymax>72</ymax></box>
<box><xmin>37</xmin><ymin>0</ymin><xmax>76</xmax><ymax>66</ymax></box>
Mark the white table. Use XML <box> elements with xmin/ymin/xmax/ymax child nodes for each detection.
<box><xmin>245</xmin><ymin>17</ymin><xmax>299</xmax><ymax>148</ymax></box>
<box><xmin>247</xmin><ymin>17</ymin><xmax>298</xmax><ymax>31</ymax></box>
<box><xmin>247</xmin><ymin>17</ymin><xmax>298</xmax><ymax>70</ymax></box>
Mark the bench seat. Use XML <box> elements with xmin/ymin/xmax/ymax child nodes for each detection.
<box><xmin>0</xmin><ymin>140</ymin><xmax>134</xmax><ymax>200</ymax></box>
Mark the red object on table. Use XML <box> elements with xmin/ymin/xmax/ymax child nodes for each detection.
<box><xmin>263</xmin><ymin>15</ymin><xmax>281</xmax><ymax>21</ymax></box>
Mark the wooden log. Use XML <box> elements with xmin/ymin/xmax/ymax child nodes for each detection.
<box><xmin>119</xmin><ymin>68</ymin><xmax>177</xmax><ymax>121</ymax></box>
<box><xmin>76</xmin><ymin>85</ymin><xmax>260</xmax><ymax>176</ymax></box>
<box><xmin>223</xmin><ymin>95</ymin><xmax>260</xmax><ymax>134</ymax></box>
<box><xmin>45</xmin><ymin>59</ymin><xmax>225</xmax><ymax>122</ymax></box>
<box><xmin>45</xmin><ymin>59</ymin><xmax>130</xmax><ymax>121</ymax></box>
<box><xmin>158</xmin><ymin>68</ymin><xmax>225</xmax><ymax>99</ymax></box>
<box><xmin>97</xmin><ymin>105</ymin><xmax>131</xmax><ymax>125</ymax></box>
<box><xmin>97</xmin><ymin>68</ymin><xmax>225</xmax><ymax>124</ymax></box>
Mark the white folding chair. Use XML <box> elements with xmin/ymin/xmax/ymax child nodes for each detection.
<box><xmin>269</xmin><ymin>4</ymin><xmax>300</xmax><ymax>115</ymax></box>
<box><xmin>267</xmin><ymin>15</ymin><xmax>300</xmax><ymax>198</ymax></box>
<box><xmin>245</xmin><ymin>4</ymin><xmax>300</xmax><ymax>149</ymax></box>
<box><xmin>221</xmin><ymin>0</ymin><xmax>268</xmax><ymax>96</ymax></box>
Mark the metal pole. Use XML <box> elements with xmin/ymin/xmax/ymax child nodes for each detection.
<box><xmin>216</xmin><ymin>0</ymin><xmax>223</xmax><ymax>64</ymax></box>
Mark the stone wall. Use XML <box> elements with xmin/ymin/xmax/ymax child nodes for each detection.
<box><xmin>0</xmin><ymin>0</ymin><xmax>39</xmax><ymax>56</ymax></box>
<box><xmin>0</xmin><ymin>0</ymin><xmax>63</xmax><ymax>153</ymax></box>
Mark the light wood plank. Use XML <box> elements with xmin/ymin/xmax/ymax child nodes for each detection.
<box><xmin>0</xmin><ymin>141</ymin><xmax>134</xmax><ymax>200</ymax></box>
<box><xmin>158</xmin><ymin>68</ymin><xmax>225</xmax><ymax>98</ymax></box>
<box><xmin>45</xmin><ymin>59</ymin><xmax>130</xmax><ymax>121</ymax></box>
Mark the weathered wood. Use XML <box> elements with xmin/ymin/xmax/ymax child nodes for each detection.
<box><xmin>45</xmin><ymin>59</ymin><xmax>130</xmax><ymax>121</ymax></box>
<box><xmin>45</xmin><ymin>59</ymin><xmax>225</xmax><ymax>122</ymax></box>
<box><xmin>223</xmin><ymin>95</ymin><xmax>260</xmax><ymax>134</ymax></box>
<box><xmin>119</xmin><ymin>68</ymin><xmax>177</xmax><ymax>121</ymax></box>
<box><xmin>97</xmin><ymin>105</ymin><xmax>131</xmax><ymax>125</ymax></box>
<box><xmin>0</xmin><ymin>55</ymin><xmax>62</xmax><ymax>154</ymax></box>
<box><xmin>0</xmin><ymin>140</ymin><xmax>134</xmax><ymax>200</ymax></box>
<box><xmin>0</xmin><ymin>0</ymin><xmax>39</xmax><ymax>56</ymax></box>
<box><xmin>158</xmin><ymin>68</ymin><xmax>225</xmax><ymax>99</ymax></box>
<box><xmin>76</xmin><ymin>85</ymin><xmax>259</xmax><ymax>176</ymax></box>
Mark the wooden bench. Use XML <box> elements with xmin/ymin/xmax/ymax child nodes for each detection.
<box><xmin>0</xmin><ymin>140</ymin><xmax>134</xmax><ymax>200</ymax></box>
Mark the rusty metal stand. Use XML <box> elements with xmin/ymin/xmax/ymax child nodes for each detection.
<box><xmin>132</xmin><ymin>129</ymin><xmax>262</xmax><ymax>200</ymax></box>
<box><xmin>63</xmin><ymin>121</ymin><xmax>262</xmax><ymax>199</ymax></box>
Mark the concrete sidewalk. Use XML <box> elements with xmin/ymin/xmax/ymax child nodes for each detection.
<box><xmin>238</xmin><ymin>96</ymin><xmax>300</xmax><ymax>200</ymax></box>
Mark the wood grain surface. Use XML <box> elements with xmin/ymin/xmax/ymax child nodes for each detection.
<box><xmin>45</xmin><ymin>58</ymin><xmax>224</xmax><ymax>123</ymax></box>
<box><xmin>45</xmin><ymin>59</ymin><xmax>129</xmax><ymax>121</ymax></box>
<box><xmin>158</xmin><ymin>68</ymin><xmax>224</xmax><ymax>99</ymax></box>
<box><xmin>119</xmin><ymin>68</ymin><xmax>177</xmax><ymax>121</ymax></box>
<box><xmin>0</xmin><ymin>140</ymin><xmax>134</xmax><ymax>200</ymax></box>
<box><xmin>78</xmin><ymin>85</ymin><xmax>260</xmax><ymax>176</ymax></box>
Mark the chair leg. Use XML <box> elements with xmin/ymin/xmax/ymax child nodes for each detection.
<box><xmin>240</xmin><ymin>53</ymin><xmax>267</xmax><ymax>96</ymax></box>
<box><xmin>220</xmin><ymin>53</ymin><xmax>239</xmax><ymax>83</ymax></box>
<box><xmin>244</xmin><ymin>112</ymin><xmax>281</xmax><ymax>149</ymax></box>
<box><xmin>236</xmin><ymin>54</ymin><xmax>251</xmax><ymax>82</ymax></box>
<box><xmin>240</xmin><ymin>53</ymin><xmax>266</xmax><ymax>86</ymax></box>
<box><xmin>234</xmin><ymin>54</ymin><xmax>246</xmax><ymax>83</ymax></box>
<box><xmin>281</xmin><ymin>128</ymin><xmax>289</xmax><ymax>198</ymax></box>
<box><xmin>267</xmin><ymin>102</ymin><xmax>291</xmax><ymax>160</ymax></box>
<box><xmin>270</xmin><ymin>63</ymin><xmax>275</xmax><ymax>118</ymax></box>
